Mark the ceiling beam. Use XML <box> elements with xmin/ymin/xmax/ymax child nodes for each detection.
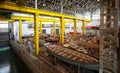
<box><xmin>0</xmin><ymin>1</ymin><xmax>91</xmax><ymax>21</ymax></box>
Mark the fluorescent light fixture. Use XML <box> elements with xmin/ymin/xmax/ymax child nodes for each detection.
<box><xmin>97</xmin><ymin>0</ymin><xmax>99</xmax><ymax>1</ymax></box>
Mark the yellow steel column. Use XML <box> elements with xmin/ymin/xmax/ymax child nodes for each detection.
<box><xmin>50</xmin><ymin>29</ymin><xmax>53</xmax><ymax>35</ymax></box>
<box><xmin>34</xmin><ymin>13</ymin><xmax>39</xmax><ymax>55</ymax></box>
<box><xmin>19</xmin><ymin>20</ymin><xmax>22</xmax><ymax>42</ymax></box>
<box><xmin>11</xmin><ymin>22</ymin><xmax>14</xmax><ymax>39</ymax></box>
<box><xmin>74</xmin><ymin>19</ymin><xmax>77</xmax><ymax>40</ymax></box>
<box><xmin>8</xmin><ymin>21</ymin><xmax>14</xmax><ymax>39</ymax></box>
<box><xmin>82</xmin><ymin>20</ymin><xmax>86</xmax><ymax>35</ymax></box>
<box><xmin>60</xmin><ymin>17</ymin><xmax>65</xmax><ymax>44</ymax></box>
<box><xmin>53</xmin><ymin>21</ymin><xmax>56</xmax><ymax>35</ymax></box>
<box><xmin>40</xmin><ymin>21</ymin><xmax>42</xmax><ymax>36</ymax></box>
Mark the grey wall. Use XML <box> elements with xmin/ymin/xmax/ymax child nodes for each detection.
<box><xmin>0</xmin><ymin>23</ymin><xmax>9</xmax><ymax>48</ymax></box>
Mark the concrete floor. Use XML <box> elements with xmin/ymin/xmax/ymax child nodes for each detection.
<box><xmin>0</xmin><ymin>48</ymin><xmax>32</xmax><ymax>73</ymax></box>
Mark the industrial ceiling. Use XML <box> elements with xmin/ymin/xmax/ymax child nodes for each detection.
<box><xmin>26</xmin><ymin>0</ymin><xmax>99</xmax><ymax>15</ymax></box>
<box><xmin>0</xmin><ymin>0</ymin><xmax>99</xmax><ymax>16</ymax></box>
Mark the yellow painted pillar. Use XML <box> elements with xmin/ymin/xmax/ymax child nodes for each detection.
<box><xmin>74</xmin><ymin>19</ymin><xmax>77</xmax><ymax>40</ymax></box>
<box><xmin>40</xmin><ymin>21</ymin><xmax>42</xmax><ymax>36</ymax></box>
<box><xmin>19</xmin><ymin>20</ymin><xmax>22</xmax><ymax>42</ymax></box>
<box><xmin>34</xmin><ymin>13</ymin><xmax>39</xmax><ymax>55</ymax></box>
<box><xmin>11</xmin><ymin>22</ymin><xmax>14</xmax><ymax>39</ymax></box>
<box><xmin>53</xmin><ymin>21</ymin><xmax>56</xmax><ymax>35</ymax></box>
<box><xmin>82</xmin><ymin>20</ymin><xmax>86</xmax><ymax>35</ymax></box>
<box><xmin>8</xmin><ymin>20</ymin><xmax>14</xmax><ymax>39</ymax></box>
<box><xmin>50</xmin><ymin>29</ymin><xmax>53</xmax><ymax>35</ymax></box>
<box><xmin>60</xmin><ymin>17</ymin><xmax>65</xmax><ymax>44</ymax></box>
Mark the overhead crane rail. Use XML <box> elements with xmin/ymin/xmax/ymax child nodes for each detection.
<box><xmin>11</xmin><ymin>16</ymin><xmax>74</xmax><ymax>23</ymax></box>
<box><xmin>0</xmin><ymin>1</ymin><xmax>91</xmax><ymax>21</ymax></box>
